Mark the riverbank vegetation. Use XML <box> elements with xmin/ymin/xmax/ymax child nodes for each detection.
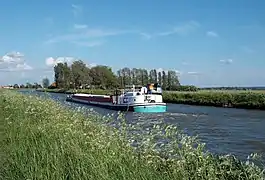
<box><xmin>38</xmin><ymin>88</ymin><xmax>265</xmax><ymax>110</ymax></box>
<box><xmin>1</xmin><ymin>90</ymin><xmax>264</xmax><ymax>179</ymax></box>
<box><xmin>163</xmin><ymin>90</ymin><xmax>265</xmax><ymax>110</ymax></box>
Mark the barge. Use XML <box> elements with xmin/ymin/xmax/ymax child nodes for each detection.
<box><xmin>66</xmin><ymin>83</ymin><xmax>167</xmax><ymax>113</ymax></box>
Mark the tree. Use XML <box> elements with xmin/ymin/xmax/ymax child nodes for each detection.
<box><xmin>121</xmin><ymin>67</ymin><xmax>131</xmax><ymax>87</ymax></box>
<box><xmin>142</xmin><ymin>69</ymin><xmax>149</xmax><ymax>85</ymax></box>
<box><xmin>71</xmin><ymin>60</ymin><xmax>90</xmax><ymax>89</ymax></box>
<box><xmin>62</xmin><ymin>62</ymin><xmax>71</xmax><ymax>89</ymax></box>
<box><xmin>162</xmin><ymin>71</ymin><xmax>167</xmax><ymax>90</ymax></box>
<box><xmin>167</xmin><ymin>70</ymin><xmax>180</xmax><ymax>90</ymax></box>
<box><xmin>54</xmin><ymin>62</ymin><xmax>76</xmax><ymax>89</ymax></box>
<box><xmin>25</xmin><ymin>82</ymin><xmax>33</xmax><ymax>89</ymax></box>
<box><xmin>117</xmin><ymin>69</ymin><xmax>123</xmax><ymax>88</ymax></box>
<box><xmin>42</xmin><ymin>77</ymin><xmax>50</xmax><ymax>88</ymax></box>
<box><xmin>90</xmin><ymin>65</ymin><xmax>118</xmax><ymax>89</ymax></box>
<box><xmin>32</xmin><ymin>82</ymin><xmax>42</xmax><ymax>89</ymax></box>
<box><xmin>54</xmin><ymin>63</ymin><xmax>65</xmax><ymax>89</ymax></box>
<box><xmin>131</xmin><ymin>68</ymin><xmax>137</xmax><ymax>85</ymax></box>
<box><xmin>149</xmin><ymin>69</ymin><xmax>154</xmax><ymax>83</ymax></box>
<box><xmin>51</xmin><ymin>59</ymin><xmax>189</xmax><ymax>91</ymax></box>
<box><xmin>135</xmin><ymin>68</ymin><xmax>142</xmax><ymax>85</ymax></box>
<box><xmin>158</xmin><ymin>72</ymin><xmax>162</xmax><ymax>85</ymax></box>
<box><xmin>149</xmin><ymin>69</ymin><xmax>157</xmax><ymax>83</ymax></box>
<box><xmin>167</xmin><ymin>71</ymin><xmax>172</xmax><ymax>90</ymax></box>
<box><xmin>13</xmin><ymin>84</ymin><xmax>19</xmax><ymax>88</ymax></box>
<box><xmin>153</xmin><ymin>69</ymin><xmax>157</xmax><ymax>83</ymax></box>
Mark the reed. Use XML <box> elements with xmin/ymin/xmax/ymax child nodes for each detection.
<box><xmin>1</xmin><ymin>90</ymin><xmax>264</xmax><ymax>179</ymax></box>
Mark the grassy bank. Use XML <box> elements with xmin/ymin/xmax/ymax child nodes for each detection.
<box><xmin>1</xmin><ymin>90</ymin><xmax>264</xmax><ymax>179</ymax></box>
<box><xmin>38</xmin><ymin>88</ymin><xmax>265</xmax><ymax>110</ymax></box>
<box><xmin>163</xmin><ymin>90</ymin><xmax>265</xmax><ymax>110</ymax></box>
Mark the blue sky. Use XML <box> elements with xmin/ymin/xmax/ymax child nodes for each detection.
<box><xmin>0</xmin><ymin>0</ymin><xmax>265</xmax><ymax>87</ymax></box>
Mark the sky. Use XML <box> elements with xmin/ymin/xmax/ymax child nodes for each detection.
<box><xmin>0</xmin><ymin>0</ymin><xmax>265</xmax><ymax>87</ymax></box>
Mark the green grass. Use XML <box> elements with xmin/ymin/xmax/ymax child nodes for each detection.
<box><xmin>199</xmin><ymin>89</ymin><xmax>265</xmax><ymax>93</ymax></box>
<box><xmin>163</xmin><ymin>90</ymin><xmax>265</xmax><ymax>110</ymax></box>
<box><xmin>1</xmin><ymin>90</ymin><xmax>264</xmax><ymax>179</ymax></box>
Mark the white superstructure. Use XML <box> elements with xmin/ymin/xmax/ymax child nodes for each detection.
<box><xmin>112</xmin><ymin>89</ymin><xmax>164</xmax><ymax>105</ymax></box>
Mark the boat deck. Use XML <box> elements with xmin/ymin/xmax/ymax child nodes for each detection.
<box><xmin>66</xmin><ymin>96</ymin><xmax>166</xmax><ymax>112</ymax></box>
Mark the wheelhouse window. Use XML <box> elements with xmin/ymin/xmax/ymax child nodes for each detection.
<box><xmin>125</xmin><ymin>92</ymin><xmax>134</xmax><ymax>96</ymax></box>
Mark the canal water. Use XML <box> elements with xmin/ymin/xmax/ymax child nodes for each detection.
<box><xmin>20</xmin><ymin>90</ymin><xmax>265</xmax><ymax>162</ymax></box>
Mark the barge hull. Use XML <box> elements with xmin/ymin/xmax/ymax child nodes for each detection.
<box><xmin>66</xmin><ymin>97</ymin><xmax>166</xmax><ymax>113</ymax></box>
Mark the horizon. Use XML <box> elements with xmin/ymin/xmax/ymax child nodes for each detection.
<box><xmin>0</xmin><ymin>0</ymin><xmax>265</xmax><ymax>87</ymax></box>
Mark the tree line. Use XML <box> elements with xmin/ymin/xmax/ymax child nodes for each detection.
<box><xmin>52</xmin><ymin>60</ymin><xmax>197</xmax><ymax>91</ymax></box>
<box><xmin>10</xmin><ymin>83</ymin><xmax>42</xmax><ymax>89</ymax></box>
<box><xmin>5</xmin><ymin>60</ymin><xmax>198</xmax><ymax>91</ymax></box>
<box><xmin>8</xmin><ymin>78</ymin><xmax>49</xmax><ymax>89</ymax></box>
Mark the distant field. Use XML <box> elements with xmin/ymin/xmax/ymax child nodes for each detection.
<box><xmin>200</xmin><ymin>89</ymin><xmax>265</xmax><ymax>92</ymax></box>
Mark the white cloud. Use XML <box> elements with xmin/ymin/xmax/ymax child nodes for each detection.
<box><xmin>172</xmin><ymin>21</ymin><xmax>200</xmax><ymax>35</ymax></box>
<box><xmin>72</xmin><ymin>4</ymin><xmax>82</xmax><ymax>17</ymax></box>
<box><xmin>5</xmin><ymin>51</ymin><xmax>24</xmax><ymax>58</ymax></box>
<box><xmin>156</xmin><ymin>68</ymin><xmax>163</xmax><ymax>72</ymax></box>
<box><xmin>45</xmin><ymin>57</ymin><xmax>55</xmax><ymax>66</ymax></box>
<box><xmin>45</xmin><ymin>28</ymin><xmax>136</xmax><ymax>45</ymax></box>
<box><xmin>187</xmin><ymin>71</ymin><xmax>201</xmax><ymax>75</ymax></box>
<box><xmin>139</xmin><ymin>20</ymin><xmax>200</xmax><ymax>39</ymax></box>
<box><xmin>170</xmin><ymin>69</ymin><xmax>181</xmax><ymax>74</ymax></box>
<box><xmin>157</xmin><ymin>21</ymin><xmax>200</xmax><ymax>36</ymax></box>
<box><xmin>181</xmin><ymin>61</ymin><xmax>190</xmax><ymax>65</ymax></box>
<box><xmin>156</xmin><ymin>68</ymin><xmax>167</xmax><ymax>73</ymax></box>
<box><xmin>140</xmin><ymin>32</ymin><xmax>152</xmax><ymax>40</ymax></box>
<box><xmin>14</xmin><ymin>63</ymin><xmax>32</xmax><ymax>71</ymax></box>
<box><xmin>74</xmin><ymin>24</ymin><xmax>88</xmax><ymax>29</ymax></box>
<box><xmin>0</xmin><ymin>51</ymin><xmax>33</xmax><ymax>72</ymax></box>
<box><xmin>155</xmin><ymin>68</ymin><xmax>182</xmax><ymax>75</ymax></box>
<box><xmin>86</xmin><ymin>63</ymin><xmax>97</xmax><ymax>68</ymax></box>
<box><xmin>45</xmin><ymin>57</ymin><xmax>77</xmax><ymax>67</ymax></box>
<box><xmin>85</xmin><ymin>28</ymin><xmax>134</xmax><ymax>38</ymax></box>
<box><xmin>71</xmin><ymin>41</ymin><xmax>104</xmax><ymax>47</ymax></box>
<box><xmin>45</xmin><ymin>57</ymin><xmax>98</xmax><ymax>69</ymax></box>
<box><xmin>206</xmin><ymin>31</ymin><xmax>219</xmax><ymax>37</ymax></box>
<box><xmin>220</xmin><ymin>59</ymin><xmax>233</xmax><ymax>64</ymax></box>
<box><xmin>241</xmin><ymin>46</ymin><xmax>255</xmax><ymax>53</ymax></box>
